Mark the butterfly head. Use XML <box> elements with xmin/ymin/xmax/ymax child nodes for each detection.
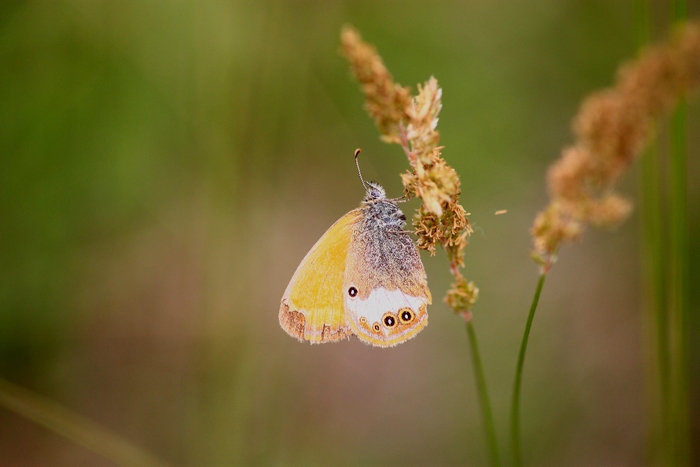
<box><xmin>354</xmin><ymin>149</ymin><xmax>404</xmax><ymax>226</ymax></box>
<box><xmin>362</xmin><ymin>181</ymin><xmax>387</xmax><ymax>202</ymax></box>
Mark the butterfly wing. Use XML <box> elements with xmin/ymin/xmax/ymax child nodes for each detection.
<box><xmin>280</xmin><ymin>209</ymin><xmax>362</xmax><ymax>343</ymax></box>
<box><xmin>343</xmin><ymin>219</ymin><xmax>431</xmax><ymax>347</ymax></box>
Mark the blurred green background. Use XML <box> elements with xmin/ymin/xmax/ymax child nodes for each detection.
<box><xmin>1</xmin><ymin>0</ymin><xmax>699</xmax><ymax>465</ymax></box>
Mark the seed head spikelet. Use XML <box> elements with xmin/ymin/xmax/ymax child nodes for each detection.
<box><xmin>532</xmin><ymin>21</ymin><xmax>700</xmax><ymax>271</ymax></box>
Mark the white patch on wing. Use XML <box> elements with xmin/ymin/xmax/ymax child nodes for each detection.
<box><xmin>346</xmin><ymin>287</ymin><xmax>427</xmax><ymax>323</ymax></box>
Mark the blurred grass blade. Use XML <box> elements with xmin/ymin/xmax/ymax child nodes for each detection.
<box><xmin>668</xmin><ymin>2</ymin><xmax>690</xmax><ymax>464</ymax></box>
<box><xmin>634</xmin><ymin>0</ymin><xmax>668</xmax><ymax>463</ymax></box>
<box><xmin>639</xmin><ymin>132</ymin><xmax>670</xmax><ymax>465</ymax></box>
<box><xmin>0</xmin><ymin>378</ymin><xmax>174</xmax><ymax>467</ymax></box>
<box><xmin>668</xmin><ymin>98</ymin><xmax>690</xmax><ymax>466</ymax></box>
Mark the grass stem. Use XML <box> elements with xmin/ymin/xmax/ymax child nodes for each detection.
<box><xmin>669</xmin><ymin>97</ymin><xmax>690</xmax><ymax>465</ymax></box>
<box><xmin>634</xmin><ymin>1</ymin><xmax>669</xmax><ymax>463</ymax></box>
<box><xmin>465</xmin><ymin>319</ymin><xmax>501</xmax><ymax>467</ymax></box>
<box><xmin>667</xmin><ymin>3</ymin><xmax>689</xmax><ymax>464</ymax></box>
<box><xmin>510</xmin><ymin>272</ymin><xmax>546</xmax><ymax>467</ymax></box>
<box><xmin>640</xmin><ymin>131</ymin><xmax>670</xmax><ymax>465</ymax></box>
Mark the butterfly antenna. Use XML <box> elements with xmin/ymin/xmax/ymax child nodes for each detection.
<box><xmin>354</xmin><ymin>148</ymin><xmax>369</xmax><ymax>190</ymax></box>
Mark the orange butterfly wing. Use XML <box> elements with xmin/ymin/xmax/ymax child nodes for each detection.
<box><xmin>279</xmin><ymin>209</ymin><xmax>362</xmax><ymax>343</ymax></box>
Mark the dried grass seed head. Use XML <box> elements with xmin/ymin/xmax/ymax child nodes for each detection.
<box><xmin>340</xmin><ymin>26</ymin><xmax>411</xmax><ymax>142</ymax></box>
<box><xmin>341</xmin><ymin>25</ymin><xmax>476</xmax><ymax>312</ymax></box>
<box><xmin>532</xmin><ymin>20</ymin><xmax>700</xmax><ymax>266</ymax></box>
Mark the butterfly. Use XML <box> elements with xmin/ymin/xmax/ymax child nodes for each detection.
<box><xmin>279</xmin><ymin>150</ymin><xmax>431</xmax><ymax>347</ymax></box>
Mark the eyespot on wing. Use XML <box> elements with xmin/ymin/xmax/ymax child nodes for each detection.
<box><xmin>345</xmin><ymin>287</ymin><xmax>429</xmax><ymax>347</ymax></box>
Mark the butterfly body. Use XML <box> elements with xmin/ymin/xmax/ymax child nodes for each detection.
<box><xmin>280</xmin><ymin>181</ymin><xmax>431</xmax><ymax>347</ymax></box>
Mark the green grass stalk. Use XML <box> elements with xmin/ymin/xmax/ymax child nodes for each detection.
<box><xmin>669</xmin><ymin>98</ymin><xmax>690</xmax><ymax>465</ymax></box>
<box><xmin>668</xmin><ymin>3</ymin><xmax>689</xmax><ymax>464</ymax></box>
<box><xmin>639</xmin><ymin>133</ymin><xmax>670</xmax><ymax>465</ymax></box>
<box><xmin>634</xmin><ymin>0</ymin><xmax>669</xmax><ymax>464</ymax></box>
<box><xmin>465</xmin><ymin>320</ymin><xmax>501</xmax><ymax>467</ymax></box>
<box><xmin>510</xmin><ymin>273</ymin><xmax>546</xmax><ymax>467</ymax></box>
<box><xmin>0</xmin><ymin>378</ymin><xmax>173</xmax><ymax>467</ymax></box>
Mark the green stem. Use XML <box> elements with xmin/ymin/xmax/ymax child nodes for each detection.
<box><xmin>510</xmin><ymin>273</ymin><xmax>546</xmax><ymax>467</ymax></box>
<box><xmin>668</xmin><ymin>4</ymin><xmax>689</xmax><ymax>465</ymax></box>
<box><xmin>465</xmin><ymin>319</ymin><xmax>501</xmax><ymax>467</ymax></box>
<box><xmin>0</xmin><ymin>378</ymin><xmax>173</xmax><ymax>467</ymax></box>
<box><xmin>640</xmin><ymin>132</ymin><xmax>670</xmax><ymax>466</ymax></box>
<box><xmin>669</xmin><ymin>98</ymin><xmax>689</xmax><ymax>465</ymax></box>
<box><xmin>634</xmin><ymin>1</ymin><xmax>669</xmax><ymax>464</ymax></box>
